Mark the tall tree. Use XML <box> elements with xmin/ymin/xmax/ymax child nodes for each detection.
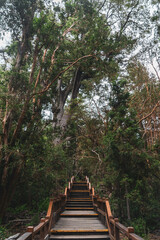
<box><xmin>103</xmin><ymin>79</ymin><xmax>150</xmax><ymax>220</ymax></box>
<box><xmin>127</xmin><ymin>60</ymin><xmax>160</xmax><ymax>147</ymax></box>
<box><xmin>0</xmin><ymin>0</ymin><xmax>147</xmax><ymax>219</ymax></box>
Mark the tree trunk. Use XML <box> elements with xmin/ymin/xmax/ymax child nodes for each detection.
<box><xmin>52</xmin><ymin>67</ymin><xmax>83</xmax><ymax>144</ymax></box>
<box><xmin>0</xmin><ymin>162</ymin><xmax>23</xmax><ymax>220</ymax></box>
<box><xmin>125</xmin><ymin>182</ymin><xmax>131</xmax><ymax>221</ymax></box>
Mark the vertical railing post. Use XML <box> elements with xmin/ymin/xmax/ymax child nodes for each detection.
<box><xmin>40</xmin><ymin>218</ymin><xmax>46</xmax><ymax>239</ymax></box>
<box><xmin>114</xmin><ymin>218</ymin><xmax>120</xmax><ymax>240</ymax></box>
<box><xmin>27</xmin><ymin>226</ymin><xmax>34</xmax><ymax>240</ymax></box>
<box><xmin>128</xmin><ymin>227</ymin><xmax>134</xmax><ymax>240</ymax></box>
<box><xmin>109</xmin><ymin>216</ymin><xmax>114</xmax><ymax>238</ymax></box>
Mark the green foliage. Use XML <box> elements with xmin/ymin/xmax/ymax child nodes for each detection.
<box><xmin>7</xmin><ymin>204</ymin><xmax>27</xmax><ymax>215</ymax></box>
<box><xmin>130</xmin><ymin>218</ymin><xmax>147</xmax><ymax>238</ymax></box>
<box><xmin>0</xmin><ymin>225</ymin><xmax>10</xmax><ymax>240</ymax></box>
<box><xmin>29</xmin><ymin>213</ymin><xmax>40</xmax><ymax>226</ymax></box>
<box><xmin>103</xmin><ymin>79</ymin><xmax>155</xmax><ymax>225</ymax></box>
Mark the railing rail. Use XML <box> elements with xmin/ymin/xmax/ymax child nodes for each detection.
<box><xmin>87</xmin><ymin>177</ymin><xmax>144</xmax><ymax>240</ymax></box>
<box><xmin>17</xmin><ymin>176</ymin><xmax>74</xmax><ymax>240</ymax></box>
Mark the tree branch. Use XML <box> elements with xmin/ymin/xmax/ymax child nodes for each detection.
<box><xmin>138</xmin><ymin>101</ymin><xmax>160</xmax><ymax>123</ymax></box>
<box><xmin>34</xmin><ymin>54</ymin><xmax>94</xmax><ymax>96</ymax></box>
<box><xmin>0</xmin><ymin>49</ymin><xmax>6</xmax><ymax>53</ymax></box>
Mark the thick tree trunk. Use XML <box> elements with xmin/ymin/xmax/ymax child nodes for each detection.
<box><xmin>52</xmin><ymin>67</ymin><xmax>83</xmax><ymax>143</ymax></box>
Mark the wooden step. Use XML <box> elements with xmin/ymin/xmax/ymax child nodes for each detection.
<box><xmin>66</xmin><ymin>202</ymin><xmax>92</xmax><ymax>203</ymax></box>
<box><xmin>69</xmin><ymin>198</ymin><xmax>91</xmax><ymax>200</ymax></box>
<box><xmin>72</xmin><ymin>184</ymin><xmax>87</xmax><ymax>186</ymax></box>
<box><xmin>73</xmin><ymin>181</ymin><xmax>87</xmax><ymax>184</ymax></box>
<box><xmin>66</xmin><ymin>205</ymin><xmax>93</xmax><ymax>207</ymax></box>
<box><xmin>60</xmin><ymin>213</ymin><xmax>98</xmax><ymax>218</ymax></box>
<box><xmin>71</xmin><ymin>190</ymin><xmax>89</xmax><ymax>192</ymax></box>
<box><xmin>51</xmin><ymin>229</ymin><xmax>109</xmax><ymax>234</ymax></box>
<box><xmin>66</xmin><ymin>203</ymin><xmax>93</xmax><ymax>205</ymax></box>
<box><xmin>65</xmin><ymin>207</ymin><xmax>93</xmax><ymax>210</ymax></box>
<box><xmin>50</xmin><ymin>234</ymin><xmax>110</xmax><ymax>239</ymax></box>
<box><xmin>69</xmin><ymin>199</ymin><xmax>91</xmax><ymax>201</ymax></box>
<box><xmin>72</xmin><ymin>187</ymin><xmax>88</xmax><ymax>190</ymax></box>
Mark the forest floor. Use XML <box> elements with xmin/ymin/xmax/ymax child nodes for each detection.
<box><xmin>149</xmin><ymin>231</ymin><xmax>160</xmax><ymax>240</ymax></box>
<box><xmin>1</xmin><ymin>210</ymin><xmax>46</xmax><ymax>239</ymax></box>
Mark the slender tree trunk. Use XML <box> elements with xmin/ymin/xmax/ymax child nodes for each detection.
<box><xmin>125</xmin><ymin>182</ymin><xmax>131</xmax><ymax>221</ymax></box>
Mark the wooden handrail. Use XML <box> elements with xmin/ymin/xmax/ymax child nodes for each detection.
<box><xmin>46</xmin><ymin>198</ymin><xmax>54</xmax><ymax>219</ymax></box>
<box><xmin>17</xmin><ymin>176</ymin><xmax>73</xmax><ymax>240</ymax></box>
<box><xmin>71</xmin><ymin>176</ymin><xmax>74</xmax><ymax>183</ymax></box>
<box><xmin>64</xmin><ymin>187</ymin><xmax>68</xmax><ymax>196</ymax></box>
<box><xmin>106</xmin><ymin>199</ymin><xmax>112</xmax><ymax>218</ymax></box>
<box><xmin>92</xmin><ymin>187</ymin><xmax>95</xmax><ymax>196</ymax></box>
<box><xmin>86</xmin><ymin>176</ymin><xmax>144</xmax><ymax>240</ymax></box>
<box><xmin>85</xmin><ymin>176</ymin><xmax>89</xmax><ymax>183</ymax></box>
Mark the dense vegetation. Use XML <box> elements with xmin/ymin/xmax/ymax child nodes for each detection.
<box><xmin>0</xmin><ymin>0</ymin><xmax>160</xmax><ymax>238</ymax></box>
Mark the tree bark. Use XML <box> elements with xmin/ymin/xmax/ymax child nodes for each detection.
<box><xmin>125</xmin><ymin>182</ymin><xmax>131</xmax><ymax>221</ymax></box>
<box><xmin>52</xmin><ymin>67</ymin><xmax>83</xmax><ymax>136</ymax></box>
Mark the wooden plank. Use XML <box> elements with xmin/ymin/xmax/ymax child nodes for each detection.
<box><xmin>62</xmin><ymin>210</ymin><xmax>96</xmax><ymax>214</ymax></box>
<box><xmin>65</xmin><ymin>207</ymin><xmax>94</xmax><ymax>210</ymax></box>
<box><xmin>17</xmin><ymin>233</ymin><xmax>32</xmax><ymax>240</ymax></box>
<box><xmin>71</xmin><ymin>190</ymin><xmax>90</xmax><ymax>192</ymax></box>
<box><xmin>97</xmin><ymin>208</ymin><xmax>106</xmax><ymax>216</ymax></box>
<box><xmin>68</xmin><ymin>200</ymin><xmax>92</xmax><ymax>202</ymax></box>
<box><xmin>51</xmin><ymin>229</ymin><xmax>108</xmax><ymax>233</ymax></box>
<box><xmin>73</xmin><ymin>184</ymin><xmax>87</xmax><ymax>186</ymax></box>
<box><xmin>50</xmin><ymin>234</ymin><xmax>110</xmax><ymax>239</ymax></box>
<box><xmin>60</xmin><ymin>214</ymin><xmax>98</xmax><ymax>217</ymax></box>
<box><xmin>105</xmin><ymin>200</ymin><xmax>112</xmax><ymax>218</ymax></box>
<box><xmin>69</xmin><ymin>198</ymin><xmax>91</xmax><ymax>201</ymax></box>
<box><xmin>129</xmin><ymin>233</ymin><xmax>144</xmax><ymax>240</ymax></box>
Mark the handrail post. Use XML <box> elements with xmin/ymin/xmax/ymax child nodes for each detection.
<box><xmin>46</xmin><ymin>198</ymin><xmax>54</xmax><ymax>231</ymax></box>
<box><xmin>40</xmin><ymin>218</ymin><xmax>46</xmax><ymax>239</ymax></box>
<box><xmin>92</xmin><ymin>187</ymin><xmax>95</xmax><ymax>196</ymax></box>
<box><xmin>114</xmin><ymin>218</ymin><xmax>120</xmax><ymax>240</ymax></box>
<box><xmin>86</xmin><ymin>176</ymin><xmax>89</xmax><ymax>183</ymax></box>
<box><xmin>27</xmin><ymin>226</ymin><xmax>34</xmax><ymax>240</ymax></box>
<box><xmin>128</xmin><ymin>227</ymin><xmax>134</xmax><ymax>240</ymax></box>
<box><xmin>109</xmin><ymin>216</ymin><xmax>114</xmax><ymax>238</ymax></box>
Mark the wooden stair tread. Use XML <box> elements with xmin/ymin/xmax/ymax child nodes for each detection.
<box><xmin>62</xmin><ymin>210</ymin><xmax>96</xmax><ymax>214</ymax></box>
<box><xmin>69</xmin><ymin>198</ymin><xmax>91</xmax><ymax>200</ymax></box>
<box><xmin>50</xmin><ymin>234</ymin><xmax>110</xmax><ymax>239</ymax></box>
<box><xmin>71</xmin><ymin>190</ymin><xmax>89</xmax><ymax>192</ymax></box>
<box><xmin>73</xmin><ymin>181</ymin><xmax>87</xmax><ymax>183</ymax></box>
<box><xmin>51</xmin><ymin>230</ymin><xmax>108</xmax><ymax>233</ymax></box>
<box><xmin>60</xmin><ymin>214</ymin><xmax>99</xmax><ymax>217</ymax></box>
<box><xmin>72</xmin><ymin>184</ymin><xmax>87</xmax><ymax>186</ymax></box>
<box><xmin>68</xmin><ymin>200</ymin><xmax>92</xmax><ymax>202</ymax></box>
<box><xmin>65</xmin><ymin>208</ymin><xmax>94</xmax><ymax>210</ymax></box>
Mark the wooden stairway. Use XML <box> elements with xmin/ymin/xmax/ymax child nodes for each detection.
<box><xmin>50</xmin><ymin>181</ymin><xmax>110</xmax><ymax>239</ymax></box>
<box><xmin>17</xmin><ymin>176</ymin><xmax>144</xmax><ymax>240</ymax></box>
